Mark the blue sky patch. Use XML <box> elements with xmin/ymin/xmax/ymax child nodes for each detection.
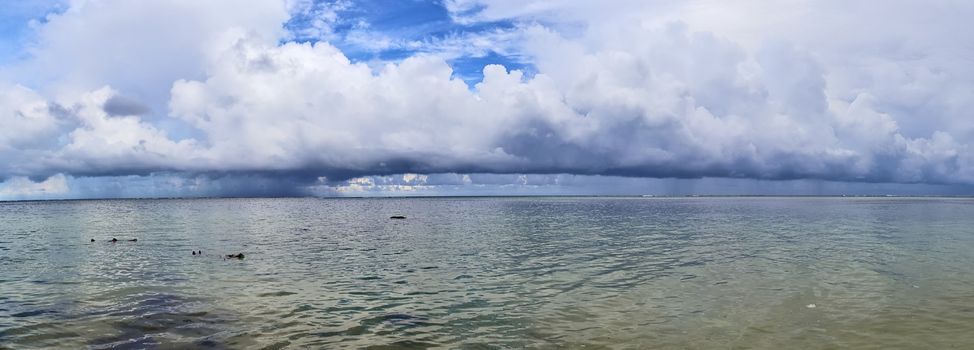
<box><xmin>284</xmin><ymin>0</ymin><xmax>528</xmax><ymax>85</ymax></box>
<box><xmin>0</xmin><ymin>1</ymin><xmax>64</xmax><ymax>64</ymax></box>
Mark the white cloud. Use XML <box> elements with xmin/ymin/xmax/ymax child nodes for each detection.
<box><xmin>51</xmin><ymin>87</ymin><xmax>204</xmax><ymax>176</ymax></box>
<box><xmin>169</xmin><ymin>38</ymin><xmax>513</xmax><ymax>174</ymax></box>
<box><xmin>3</xmin><ymin>0</ymin><xmax>288</xmax><ymax>109</ymax></box>
<box><xmin>160</xmin><ymin>24</ymin><xmax>973</xmax><ymax>183</ymax></box>
<box><xmin>1</xmin><ymin>0</ymin><xmax>973</xmax><ymax>199</ymax></box>
<box><xmin>0</xmin><ymin>82</ymin><xmax>62</xmax><ymax>150</ymax></box>
<box><xmin>450</xmin><ymin>0</ymin><xmax>974</xmax><ymax>139</ymax></box>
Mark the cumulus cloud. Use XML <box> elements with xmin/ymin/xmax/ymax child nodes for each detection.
<box><xmin>0</xmin><ymin>82</ymin><xmax>62</xmax><ymax>151</ymax></box>
<box><xmin>164</xmin><ymin>24</ymin><xmax>972</xmax><ymax>184</ymax></box>
<box><xmin>2</xmin><ymin>0</ymin><xmax>288</xmax><ymax>110</ymax></box>
<box><xmin>1</xmin><ymin>0</ymin><xmax>973</xmax><ymax>198</ymax></box>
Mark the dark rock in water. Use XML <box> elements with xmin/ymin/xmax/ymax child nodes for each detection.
<box><xmin>226</xmin><ymin>253</ymin><xmax>245</xmax><ymax>259</ymax></box>
<box><xmin>390</xmin><ymin>215</ymin><xmax>407</xmax><ymax>219</ymax></box>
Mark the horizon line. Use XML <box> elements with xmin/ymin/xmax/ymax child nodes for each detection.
<box><xmin>3</xmin><ymin>194</ymin><xmax>974</xmax><ymax>203</ymax></box>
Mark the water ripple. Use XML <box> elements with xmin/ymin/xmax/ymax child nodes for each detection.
<box><xmin>2</xmin><ymin>197</ymin><xmax>974</xmax><ymax>348</ymax></box>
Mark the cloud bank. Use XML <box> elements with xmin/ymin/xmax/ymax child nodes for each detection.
<box><xmin>1</xmin><ymin>0</ymin><xmax>973</xmax><ymax>198</ymax></box>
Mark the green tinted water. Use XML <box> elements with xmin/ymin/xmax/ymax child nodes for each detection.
<box><xmin>1</xmin><ymin>197</ymin><xmax>973</xmax><ymax>349</ymax></box>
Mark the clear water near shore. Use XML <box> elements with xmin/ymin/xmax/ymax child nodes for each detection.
<box><xmin>2</xmin><ymin>197</ymin><xmax>974</xmax><ymax>349</ymax></box>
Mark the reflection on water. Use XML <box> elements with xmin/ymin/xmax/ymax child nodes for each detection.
<box><xmin>2</xmin><ymin>197</ymin><xmax>974</xmax><ymax>349</ymax></box>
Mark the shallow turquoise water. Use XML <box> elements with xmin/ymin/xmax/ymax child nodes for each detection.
<box><xmin>1</xmin><ymin>197</ymin><xmax>974</xmax><ymax>349</ymax></box>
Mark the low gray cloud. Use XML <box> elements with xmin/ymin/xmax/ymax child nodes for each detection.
<box><xmin>102</xmin><ymin>95</ymin><xmax>150</xmax><ymax>116</ymax></box>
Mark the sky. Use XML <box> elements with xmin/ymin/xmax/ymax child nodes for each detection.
<box><xmin>1</xmin><ymin>0</ymin><xmax>973</xmax><ymax>200</ymax></box>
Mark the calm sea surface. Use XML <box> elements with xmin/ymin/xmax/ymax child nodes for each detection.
<box><xmin>1</xmin><ymin>197</ymin><xmax>973</xmax><ymax>349</ymax></box>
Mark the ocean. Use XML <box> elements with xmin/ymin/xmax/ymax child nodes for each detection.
<box><xmin>1</xmin><ymin>197</ymin><xmax>973</xmax><ymax>349</ymax></box>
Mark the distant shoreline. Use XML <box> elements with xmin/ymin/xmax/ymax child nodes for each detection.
<box><xmin>3</xmin><ymin>194</ymin><xmax>974</xmax><ymax>204</ymax></box>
